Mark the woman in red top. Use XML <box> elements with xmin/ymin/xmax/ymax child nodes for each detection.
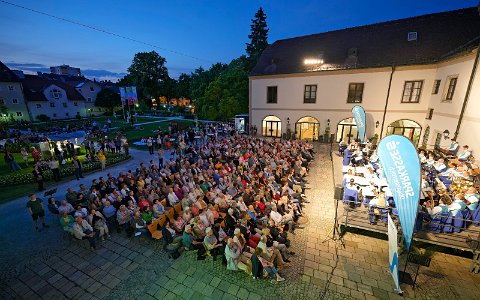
<box><xmin>138</xmin><ymin>197</ymin><xmax>152</xmax><ymax>211</ymax></box>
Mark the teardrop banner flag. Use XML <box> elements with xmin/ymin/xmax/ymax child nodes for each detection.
<box><xmin>388</xmin><ymin>214</ymin><xmax>402</xmax><ymax>293</ymax></box>
<box><xmin>352</xmin><ymin>105</ymin><xmax>366</xmax><ymax>143</ymax></box>
<box><xmin>377</xmin><ymin>135</ymin><xmax>421</xmax><ymax>251</ymax></box>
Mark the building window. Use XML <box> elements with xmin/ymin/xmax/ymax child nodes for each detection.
<box><xmin>50</xmin><ymin>102</ymin><xmax>55</xmax><ymax>107</ymax></box>
<box><xmin>8</xmin><ymin>85</ymin><xmax>14</xmax><ymax>91</ymax></box>
<box><xmin>442</xmin><ymin>76</ymin><xmax>458</xmax><ymax>102</ymax></box>
<box><xmin>401</xmin><ymin>80</ymin><xmax>423</xmax><ymax>103</ymax></box>
<box><xmin>432</xmin><ymin>80</ymin><xmax>441</xmax><ymax>94</ymax></box>
<box><xmin>16</xmin><ymin>112</ymin><xmax>22</xmax><ymax>117</ymax></box>
<box><xmin>347</xmin><ymin>83</ymin><xmax>364</xmax><ymax>103</ymax></box>
<box><xmin>266</xmin><ymin>86</ymin><xmax>277</xmax><ymax>103</ymax></box>
<box><xmin>74</xmin><ymin>102</ymin><xmax>78</xmax><ymax>106</ymax></box>
<box><xmin>304</xmin><ymin>85</ymin><xmax>317</xmax><ymax>103</ymax></box>
<box><xmin>65</xmin><ymin>112</ymin><xmax>69</xmax><ymax>117</ymax></box>
<box><xmin>426</xmin><ymin>108</ymin><xmax>434</xmax><ymax>120</ymax></box>
<box><xmin>62</xmin><ymin>103</ymin><xmax>67</xmax><ymax>108</ymax></box>
<box><xmin>12</xmin><ymin>98</ymin><xmax>18</xmax><ymax>104</ymax></box>
<box><xmin>87</xmin><ymin>98</ymin><xmax>92</xmax><ymax>102</ymax></box>
<box><xmin>0</xmin><ymin>98</ymin><xmax>4</xmax><ymax>105</ymax></box>
<box><xmin>36</xmin><ymin>104</ymin><xmax>42</xmax><ymax>108</ymax></box>
<box><xmin>53</xmin><ymin>113</ymin><xmax>57</xmax><ymax>117</ymax></box>
<box><xmin>90</xmin><ymin>87</ymin><xmax>94</xmax><ymax>92</ymax></box>
<box><xmin>50</xmin><ymin>89</ymin><xmax>62</xmax><ymax>99</ymax></box>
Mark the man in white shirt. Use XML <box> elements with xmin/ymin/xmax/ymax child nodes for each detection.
<box><xmin>72</xmin><ymin>215</ymin><xmax>97</xmax><ymax>250</ymax></box>
<box><xmin>167</xmin><ymin>187</ymin><xmax>179</xmax><ymax>206</ymax></box>
<box><xmin>433</xmin><ymin>159</ymin><xmax>447</xmax><ymax>173</ymax></box>
<box><xmin>449</xmin><ymin>194</ymin><xmax>467</xmax><ymax>216</ymax></box>
<box><xmin>458</xmin><ymin>145</ymin><xmax>471</xmax><ymax>162</ymax></box>
<box><xmin>464</xmin><ymin>187</ymin><xmax>479</xmax><ymax>211</ymax></box>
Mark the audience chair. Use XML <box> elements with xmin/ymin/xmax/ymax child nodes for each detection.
<box><xmin>148</xmin><ymin>219</ymin><xmax>163</xmax><ymax>240</ymax></box>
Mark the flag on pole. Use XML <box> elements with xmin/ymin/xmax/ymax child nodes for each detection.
<box><xmin>351</xmin><ymin>105</ymin><xmax>366</xmax><ymax>143</ymax></box>
<box><xmin>126</xmin><ymin>86</ymin><xmax>133</xmax><ymax>105</ymax></box>
<box><xmin>131</xmin><ymin>86</ymin><xmax>138</xmax><ymax>105</ymax></box>
<box><xmin>388</xmin><ymin>214</ymin><xmax>402</xmax><ymax>293</ymax></box>
<box><xmin>119</xmin><ymin>87</ymin><xmax>126</xmax><ymax>105</ymax></box>
<box><xmin>377</xmin><ymin>135</ymin><xmax>421</xmax><ymax>251</ymax></box>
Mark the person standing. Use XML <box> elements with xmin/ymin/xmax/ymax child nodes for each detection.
<box><xmin>32</xmin><ymin>147</ymin><xmax>40</xmax><ymax>163</ymax></box>
<box><xmin>32</xmin><ymin>164</ymin><xmax>44</xmax><ymax>191</ymax></box>
<box><xmin>4</xmin><ymin>151</ymin><xmax>22</xmax><ymax>172</ymax></box>
<box><xmin>72</xmin><ymin>156</ymin><xmax>84</xmax><ymax>180</ymax></box>
<box><xmin>26</xmin><ymin>193</ymin><xmax>49</xmax><ymax>231</ymax></box>
<box><xmin>49</xmin><ymin>158</ymin><xmax>61</xmax><ymax>182</ymax></box>
<box><xmin>20</xmin><ymin>147</ymin><xmax>29</xmax><ymax>167</ymax></box>
<box><xmin>147</xmin><ymin>137</ymin><xmax>154</xmax><ymax>155</ymax></box>
<box><xmin>158</xmin><ymin>147</ymin><xmax>164</xmax><ymax>167</ymax></box>
<box><xmin>123</xmin><ymin>141</ymin><xmax>129</xmax><ymax>155</ymax></box>
<box><xmin>98</xmin><ymin>150</ymin><xmax>106</xmax><ymax>170</ymax></box>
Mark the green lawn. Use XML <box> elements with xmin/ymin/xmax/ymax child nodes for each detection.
<box><xmin>8</xmin><ymin>115</ymin><xmax>166</xmax><ymax>132</ymax></box>
<box><xmin>109</xmin><ymin>119</ymin><xmax>194</xmax><ymax>142</ymax></box>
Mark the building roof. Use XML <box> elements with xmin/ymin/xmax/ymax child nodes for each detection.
<box><xmin>21</xmin><ymin>75</ymin><xmax>86</xmax><ymax>102</ymax></box>
<box><xmin>251</xmin><ymin>7</ymin><xmax>480</xmax><ymax>76</ymax></box>
<box><xmin>0</xmin><ymin>61</ymin><xmax>21</xmax><ymax>82</ymax></box>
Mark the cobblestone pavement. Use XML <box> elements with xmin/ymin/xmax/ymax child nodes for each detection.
<box><xmin>1</xmin><ymin>144</ymin><xmax>479</xmax><ymax>299</ymax></box>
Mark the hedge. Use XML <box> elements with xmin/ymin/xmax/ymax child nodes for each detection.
<box><xmin>0</xmin><ymin>153</ymin><xmax>130</xmax><ymax>187</ymax></box>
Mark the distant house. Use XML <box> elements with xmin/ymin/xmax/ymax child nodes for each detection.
<box><xmin>72</xmin><ymin>81</ymin><xmax>103</xmax><ymax>116</ymax></box>
<box><xmin>50</xmin><ymin>64</ymin><xmax>81</xmax><ymax>77</ymax></box>
<box><xmin>22</xmin><ymin>75</ymin><xmax>86</xmax><ymax>120</ymax></box>
<box><xmin>250</xmin><ymin>6</ymin><xmax>480</xmax><ymax>153</ymax></box>
<box><xmin>0</xmin><ymin>62</ymin><xmax>29</xmax><ymax>121</ymax></box>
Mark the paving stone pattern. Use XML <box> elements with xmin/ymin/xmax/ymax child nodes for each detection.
<box><xmin>1</xmin><ymin>144</ymin><xmax>479</xmax><ymax>299</ymax></box>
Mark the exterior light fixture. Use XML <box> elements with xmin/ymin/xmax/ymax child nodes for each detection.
<box><xmin>375</xmin><ymin>121</ymin><xmax>380</xmax><ymax>128</ymax></box>
<box><xmin>327</xmin><ymin>119</ymin><xmax>330</xmax><ymax>127</ymax></box>
<box><xmin>287</xmin><ymin>117</ymin><xmax>290</xmax><ymax>124</ymax></box>
<box><xmin>304</xmin><ymin>58</ymin><xmax>324</xmax><ymax>65</ymax></box>
<box><xmin>443</xmin><ymin>129</ymin><xmax>450</xmax><ymax>139</ymax></box>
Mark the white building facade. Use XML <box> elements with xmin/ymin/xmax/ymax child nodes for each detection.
<box><xmin>250</xmin><ymin>7</ymin><xmax>480</xmax><ymax>154</ymax></box>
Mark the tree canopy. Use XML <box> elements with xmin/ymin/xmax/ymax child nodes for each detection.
<box><xmin>95</xmin><ymin>88</ymin><xmax>121</xmax><ymax>112</ymax></box>
<box><xmin>117</xmin><ymin>7</ymin><xmax>270</xmax><ymax>119</ymax></box>
<box><xmin>126</xmin><ymin>51</ymin><xmax>171</xmax><ymax>102</ymax></box>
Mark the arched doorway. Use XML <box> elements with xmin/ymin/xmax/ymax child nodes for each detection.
<box><xmin>262</xmin><ymin>115</ymin><xmax>282</xmax><ymax>137</ymax></box>
<box><xmin>386</xmin><ymin>119</ymin><xmax>422</xmax><ymax>146</ymax></box>
<box><xmin>336</xmin><ymin>117</ymin><xmax>358</xmax><ymax>143</ymax></box>
<box><xmin>295</xmin><ymin>116</ymin><xmax>320</xmax><ymax>141</ymax></box>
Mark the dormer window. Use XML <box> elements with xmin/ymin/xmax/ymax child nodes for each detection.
<box><xmin>50</xmin><ymin>89</ymin><xmax>62</xmax><ymax>99</ymax></box>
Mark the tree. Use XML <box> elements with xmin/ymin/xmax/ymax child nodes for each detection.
<box><xmin>174</xmin><ymin>73</ymin><xmax>191</xmax><ymax>99</ymax></box>
<box><xmin>0</xmin><ymin>103</ymin><xmax>8</xmax><ymax>119</ymax></box>
<box><xmin>95</xmin><ymin>88</ymin><xmax>121</xmax><ymax>112</ymax></box>
<box><xmin>246</xmin><ymin>7</ymin><xmax>269</xmax><ymax>60</ymax></box>
<box><xmin>126</xmin><ymin>51</ymin><xmax>171</xmax><ymax>104</ymax></box>
<box><xmin>196</xmin><ymin>56</ymin><xmax>249</xmax><ymax>120</ymax></box>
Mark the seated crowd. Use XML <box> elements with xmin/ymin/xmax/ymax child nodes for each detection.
<box><xmin>340</xmin><ymin>139</ymin><xmax>480</xmax><ymax>232</ymax></box>
<box><xmin>47</xmin><ymin>133</ymin><xmax>316</xmax><ymax>282</ymax></box>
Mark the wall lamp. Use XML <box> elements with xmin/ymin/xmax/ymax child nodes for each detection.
<box><xmin>375</xmin><ymin>121</ymin><xmax>380</xmax><ymax>128</ymax></box>
<box><xmin>443</xmin><ymin>129</ymin><xmax>450</xmax><ymax>140</ymax></box>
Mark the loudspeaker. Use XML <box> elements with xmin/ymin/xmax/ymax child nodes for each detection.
<box><xmin>334</xmin><ymin>185</ymin><xmax>344</xmax><ymax>200</ymax></box>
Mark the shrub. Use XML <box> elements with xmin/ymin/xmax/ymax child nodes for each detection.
<box><xmin>36</xmin><ymin>114</ymin><xmax>50</xmax><ymax>122</ymax></box>
<box><xmin>0</xmin><ymin>153</ymin><xmax>130</xmax><ymax>187</ymax></box>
